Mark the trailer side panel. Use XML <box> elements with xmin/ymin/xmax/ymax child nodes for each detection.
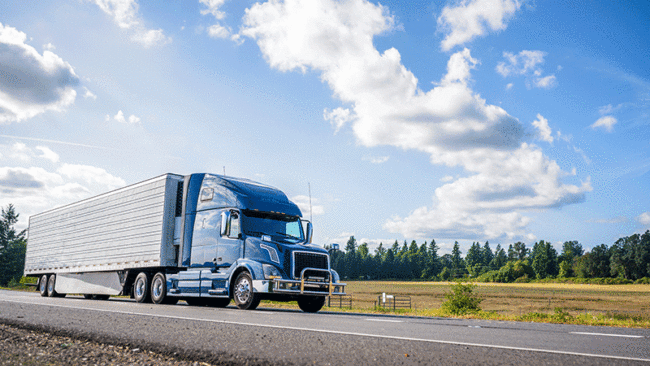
<box><xmin>24</xmin><ymin>174</ymin><xmax>183</xmax><ymax>275</ymax></box>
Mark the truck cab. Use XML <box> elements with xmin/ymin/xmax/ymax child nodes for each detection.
<box><xmin>162</xmin><ymin>173</ymin><xmax>345</xmax><ymax>312</ymax></box>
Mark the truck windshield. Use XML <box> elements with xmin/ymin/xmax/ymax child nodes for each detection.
<box><xmin>241</xmin><ymin>210</ymin><xmax>304</xmax><ymax>244</ymax></box>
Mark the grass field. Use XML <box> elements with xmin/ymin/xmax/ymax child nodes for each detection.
<box><xmin>338</xmin><ymin>281</ymin><xmax>650</xmax><ymax>317</ymax></box>
<box><xmin>260</xmin><ymin>280</ymin><xmax>650</xmax><ymax>328</ymax></box>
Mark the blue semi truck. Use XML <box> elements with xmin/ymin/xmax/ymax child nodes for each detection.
<box><xmin>24</xmin><ymin>173</ymin><xmax>345</xmax><ymax>312</ymax></box>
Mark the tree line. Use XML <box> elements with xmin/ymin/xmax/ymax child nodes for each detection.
<box><xmin>0</xmin><ymin>204</ymin><xmax>27</xmax><ymax>287</ymax></box>
<box><xmin>329</xmin><ymin>232</ymin><xmax>650</xmax><ymax>283</ymax></box>
<box><xmin>2</xmin><ymin>203</ymin><xmax>649</xmax><ymax>286</ymax></box>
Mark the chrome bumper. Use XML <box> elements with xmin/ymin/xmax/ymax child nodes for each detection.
<box><xmin>270</xmin><ymin>268</ymin><xmax>346</xmax><ymax>296</ymax></box>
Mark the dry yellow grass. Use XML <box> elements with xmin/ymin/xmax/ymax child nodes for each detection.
<box><xmin>335</xmin><ymin>281</ymin><xmax>650</xmax><ymax>318</ymax></box>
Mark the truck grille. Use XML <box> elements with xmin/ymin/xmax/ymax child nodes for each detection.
<box><xmin>293</xmin><ymin>252</ymin><xmax>328</xmax><ymax>278</ymax></box>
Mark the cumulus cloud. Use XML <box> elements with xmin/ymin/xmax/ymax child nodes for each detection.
<box><xmin>637</xmin><ymin>212</ymin><xmax>650</xmax><ymax>226</ymax></box>
<box><xmin>0</xmin><ymin>23</ymin><xmax>79</xmax><ymax>124</ymax></box>
<box><xmin>532</xmin><ymin>114</ymin><xmax>553</xmax><ymax>143</ymax></box>
<box><xmin>0</xmin><ymin>144</ymin><xmax>126</xmax><ymax>228</ymax></box>
<box><xmin>497</xmin><ymin>50</ymin><xmax>556</xmax><ymax>89</ymax></box>
<box><xmin>83</xmin><ymin>87</ymin><xmax>97</xmax><ymax>100</ymax></box>
<box><xmin>241</xmin><ymin>0</ymin><xmax>590</xmax><ymax>240</ymax></box>
<box><xmin>591</xmin><ymin>115</ymin><xmax>617</xmax><ymax>132</ymax></box>
<box><xmin>113</xmin><ymin>110</ymin><xmax>140</xmax><ymax>124</ymax></box>
<box><xmin>35</xmin><ymin>146</ymin><xmax>60</xmax><ymax>163</ymax></box>
<box><xmin>324</xmin><ymin>107</ymin><xmax>354</xmax><ymax>134</ymax></box>
<box><xmin>437</xmin><ymin>0</ymin><xmax>521</xmax><ymax>51</ymax></box>
<box><xmin>90</xmin><ymin>0</ymin><xmax>171</xmax><ymax>47</ymax></box>
<box><xmin>200</xmin><ymin>0</ymin><xmax>241</xmax><ymax>42</ymax></box>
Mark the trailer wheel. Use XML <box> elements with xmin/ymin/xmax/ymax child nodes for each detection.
<box><xmin>151</xmin><ymin>272</ymin><xmax>176</xmax><ymax>305</ymax></box>
<box><xmin>297</xmin><ymin>296</ymin><xmax>326</xmax><ymax>313</ymax></box>
<box><xmin>134</xmin><ymin>272</ymin><xmax>152</xmax><ymax>303</ymax></box>
<box><xmin>233</xmin><ymin>272</ymin><xmax>260</xmax><ymax>310</ymax></box>
<box><xmin>39</xmin><ymin>275</ymin><xmax>48</xmax><ymax>297</ymax></box>
<box><xmin>47</xmin><ymin>275</ymin><xmax>63</xmax><ymax>298</ymax></box>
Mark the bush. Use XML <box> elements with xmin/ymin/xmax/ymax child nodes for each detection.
<box><xmin>441</xmin><ymin>282</ymin><xmax>483</xmax><ymax>315</ymax></box>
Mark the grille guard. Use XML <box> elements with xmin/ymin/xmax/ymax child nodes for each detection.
<box><xmin>270</xmin><ymin>267</ymin><xmax>346</xmax><ymax>296</ymax></box>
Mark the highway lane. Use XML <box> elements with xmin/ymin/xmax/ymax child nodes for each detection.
<box><xmin>1</xmin><ymin>289</ymin><xmax>648</xmax><ymax>365</ymax></box>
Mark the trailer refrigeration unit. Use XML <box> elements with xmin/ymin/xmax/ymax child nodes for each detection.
<box><xmin>24</xmin><ymin>173</ymin><xmax>345</xmax><ymax>312</ymax></box>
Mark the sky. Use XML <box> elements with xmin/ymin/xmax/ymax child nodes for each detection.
<box><xmin>1</xmin><ymin>0</ymin><xmax>649</xmax><ymax>255</ymax></box>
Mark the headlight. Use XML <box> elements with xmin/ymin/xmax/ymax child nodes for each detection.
<box><xmin>263</xmin><ymin>264</ymin><xmax>281</xmax><ymax>279</ymax></box>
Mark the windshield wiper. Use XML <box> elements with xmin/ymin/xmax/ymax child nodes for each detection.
<box><xmin>244</xmin><ymin>230</ymin><xmax>267</xmax><ymax>237</ymax></box>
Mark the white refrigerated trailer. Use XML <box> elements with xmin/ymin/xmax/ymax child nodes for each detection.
<box><xmin>24</xmin><ymin>173</ymin><xmax>345</xmax><ymax>312</ymax></box>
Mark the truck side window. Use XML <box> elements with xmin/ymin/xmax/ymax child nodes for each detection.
<box><xmin>229</xmin><ymin>211</ymin><xmax>241</xmax><ymax>239</ymax></box>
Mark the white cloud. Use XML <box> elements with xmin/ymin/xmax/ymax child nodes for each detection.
<box><xmin>0</xmin><ymin>23</ymin><xmax>79</xmax><ymax>124</ymax></box>
<box><xmin>200</xmin><ymin>0</ymin><xmax>240</xmax><ymax>41</ymax></box>
<box><xmin>437</xmin><ymin>0</ymin><xmax>521</xmax><ymax>51</ymax></box>
<box><xmin>241</xmin><ymin>0</ymin><xmax>589</xmax><ymax>240</ymax></box>
<box><xmin>363</xmin><ymin>155</ymin><xmax>389</xmax><ymax>164</ymax></box>
<box><xmin>113</xmin><ymin>110</ymin><xmax>140</xmax><ymax>124</ymax></box>
<box><xmin>43</xmin><ymin>42</ymin><xmax>55</xmax><ymax>51</ymax></box>
<box><xmin>90</xmin><ymin>0</ymin><xmax>171</xmax><ymax>47</ymax></box>
<box><xmin>591</xmin><ymin>115</ymin><xmax>617</xmax><ymax>132</ymax></box>
<box><xmin>497</xmin><ymin>50</ymin><xmax>556</xmax><ymax>89</ymax></box>
<box><xmin>57</xmin><ymin>163</ymin><xmax>125</xmax><ymax>188</ymax></box>
<box><xmin>0</xmin><ymin>145</ymin><xmax>126</xmax><ymax>229</ymax></box>
<box><xmin>83</xmin><ymin>87</ymin><xmax>97</xmax><ymax>100</ymax></box>
<box><xmin>637</xmin><ymin>212</ymin><xmax>650</xmax><ymax>226</ymax></box>
<box><xmin>323</xmin><ymin>107</ymin><xmax>354</xmax><ymax>133</ymax></box>
<box><xmin>291</xmin><ymin>195</ymin><xmax>325</xmax><ymax>217</ymax></box>
<box><xmin>35</xmin><ymin>146</ymin><xmax>60</xmax><ymax>163</ymax></box>
<box><xmin>441</xmin><ymin>175</ymin><xmax>454</xmax><ymax>182</ymax></box>
<box><xmin>532</xmin><ymin>114</ymin><xmax>553</xmax><ymax>143</ymax></box>
<box><xmin>534</xmin><ymin>75</ymin><xmax>557</xmax><ymax>89</ymax></box>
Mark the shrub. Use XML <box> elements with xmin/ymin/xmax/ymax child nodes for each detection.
<box><xmin>441</xmin><ymin>282</ymin><xmax>483</xmax><ymax>315</ymax></box>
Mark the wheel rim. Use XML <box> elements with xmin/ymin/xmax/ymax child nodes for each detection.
<box><xmin>235</xmin><ymin>277</ymin><xmax>251</xmax><ymax>304</ymax></box>
<box><xmin>135</xmin><ymin>278</ymin><xmax>146</xmax><ymax>298</ymax></box>
<box><xmin>40</xmin><ymin>277</ymin><xmax>47</xmax><ymax>293</ymax></box>
<box><xmin>48</xmin><ymin>277</ymin><xmax>54</xmax><ymax>294</ymax></box>
<box><xmin>152</xmin><ymin>277</ymin><xmax>163</xmax><ymax>299</ymax></box>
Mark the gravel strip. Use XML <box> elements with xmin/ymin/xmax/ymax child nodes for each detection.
<box><xmin>0</xmin><ymin>322</ymin><xmax>215</xmax><ymax>366</ymax></box>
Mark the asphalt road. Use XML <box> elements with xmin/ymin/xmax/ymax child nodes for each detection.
<box><xmin>1</xmin><ymin>289</ymin><xmax>649</xmax><ymax>365</ymax></box>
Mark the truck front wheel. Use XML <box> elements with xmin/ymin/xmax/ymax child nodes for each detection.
<box><xmin>134</xmin><ymin>272</ymin><xmax>152</xmax><ymax>303</ymax></box>
<box><xmin>297</xmin><ymin>296</ymin><xmax>326</xmax><ymax>313</ymax></box>
<box><xmin>233</xmin><ymin>272</ymin><xmax>261</xmax><ymax>310</ymax></box>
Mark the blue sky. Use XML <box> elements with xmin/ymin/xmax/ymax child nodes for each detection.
<box><xmin>1</xmin><ymin>0</ymin><xmax>648</xmax><ymax>255</ymax></box>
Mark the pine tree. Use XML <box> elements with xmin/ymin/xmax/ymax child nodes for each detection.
<box><xmin>0</xmin><ymin>204</ymin><xmax>27</xmax><ymax>286</ymax></box>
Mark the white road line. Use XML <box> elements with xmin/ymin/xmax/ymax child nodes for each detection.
<box><xmin>571</xmin><ymin>331</ymin><xmax>644</xmax><ymax>339</ymax></box>
<box><xmin>365</xmin><ymin>318</ymin><xmax>403</xmax><ymax>323</ymax></box>
<box><xmin>2</xmin><ymin>298</ymin><xmax>649</xmax><ymax>363</ymax></box>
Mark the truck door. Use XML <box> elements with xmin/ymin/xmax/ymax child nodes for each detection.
<box><xmin>217</xmin><ymin>210</ymin><xmax>243</xmax><ymax>268</ymax></box>
<box><xmin>190</xmin><ymin>210</ymin><xmax>220</xmax><ymax>267</ymax></box>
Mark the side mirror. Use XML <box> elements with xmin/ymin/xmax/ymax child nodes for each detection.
<box><xmin>220</xmin><ymin>211</ymin><xmax>230</xmax><ymax>236</ymax></box>
<box><xmin>305</xmin><ymin>221</ymin><xmax>313</xmax><ymax>244</ymax></box>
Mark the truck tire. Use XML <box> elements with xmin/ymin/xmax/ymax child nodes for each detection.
<box><xmin>297</xmin><ymin>296</ymin><xmax>326</xmax><ymax>313</ymax></box>
<box><xmin>47</xmin><ymin>274</ymin><xmax>65</xmax><ymax>298</ymax></box>
<box><xmin>134</xmin><ymin>272</ymin><xmax>152</xmax><ymax>303</ymax></box>
<box><xmin>39</xmin><ymin>275</ymin><xmax>48</xmax><ymax>297</ymax></box>
<box><xmin>151</xmin><ymin>272</ymin><xmax>177</xmax><ymax>304</ymax></box>
<box><xmin>233</xmin><ymin>272</ymin><xmax>261</xmax><ymax>310</ymax></box>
